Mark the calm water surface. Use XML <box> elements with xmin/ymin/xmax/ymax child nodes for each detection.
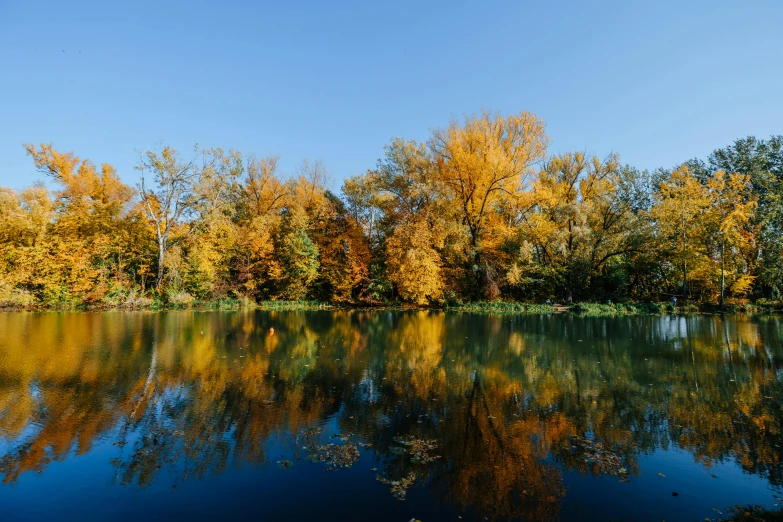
<box><xmin>0</xmin><ymin>311</ymin><xmax>782</xmax><ymax>521</ymax></box>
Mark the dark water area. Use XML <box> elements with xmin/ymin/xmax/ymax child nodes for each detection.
<box><xmin>0</xmin><ymin>311</ymin><xmax>782</xmax><ymax>521</ymax></box>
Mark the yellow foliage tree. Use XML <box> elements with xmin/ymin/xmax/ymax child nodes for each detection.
<box><xmin>431</xmin><ymin>110</ymin><xmax>548</xmax><ymax>297</ymax></box>
<box><xmin>22</xmin><ymin>144</ymin><xmax>137</xmax><ymax>304</ymax></box>
<box><xmin>652</xmin><ymin>166</ymin><xmax>714</xmax><ymax>299</ymax></box>
<box><xmin>385</xmin><ymin>217</ymin><xmax>444</xmax><ymax>304</ymax></box>
<box><xmin>704</xmin><ymin>170</ymin><xmax>757</xmax><ymax>303</ymax></box>
<box><xmin>516</xmin><ymin>152</ymin><xmax>639</xmax><ymax>300</ymax></box>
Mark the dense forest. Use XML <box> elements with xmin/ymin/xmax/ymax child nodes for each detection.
<box><xmin>0</xmin><ymin>110</ymin><xmax>781</xmax><ymax>308</ymax></box>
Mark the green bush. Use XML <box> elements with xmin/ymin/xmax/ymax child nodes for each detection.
<box><xmin>568</xmin><ymin>302</ymin><xmax>671</xmax><ymax>316</ymax></box>
<box><xmin>444</xmin><ymin>301</ymin><xmax>554</xmax><ymax>314</ymax></box>
<box><xmin>257</xmin><ymin>300</ymin><xmax>332</xmax><ymax>310</ymax></box>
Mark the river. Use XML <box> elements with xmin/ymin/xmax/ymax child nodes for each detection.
<box><xmin>0</xmin><ymin>311</ymin><xmax>781</xmax><ymax>521</ymax></box>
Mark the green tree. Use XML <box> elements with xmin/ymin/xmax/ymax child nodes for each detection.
<box><xmin>513</xmin><ymin>153</ymin><xmax>644</xmax><ymax>301</ymax></box>
<box><xmin>275</xmin><ymin>206</ymin><xmax>319</xmax><ymax>300</ymax></box>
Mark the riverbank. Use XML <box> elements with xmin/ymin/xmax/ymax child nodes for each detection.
<box><xmin>446</xmin><ymin>301</ymin><xmax>782</xmax><ymax>315</ymax></box>
<box><xmin>1</xmin><ymin>299</ymin><xmax>781</xmax><ymax>315</ymax></box>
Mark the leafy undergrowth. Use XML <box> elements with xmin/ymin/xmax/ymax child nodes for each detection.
<box><xmin>3</xmin><ymin>296</ymin><xmax>780</xmax><ymax>314</ymax></box>
<box><xmin>166</xmin><ymin>298</ymin><xmax>332</xmax><ymax>311</ymax></box>
<box><xmin>444</xmin><ymin>301</ymin><xmax>555</xmax><ymax>314</ymax></box>
<box><xmin>568</xmin><ymin>302</ymin><xmax>700</xmax><ymax>316</ymax></box>
<box><xmin>701</xmin><ymin>301</ymin><xmax>783</xmax><ymax>314</ymax></box>
<box><xmin>256</xmin><ymin>300</ymin><xmax>333</xmax><ymax>310</ymax></box>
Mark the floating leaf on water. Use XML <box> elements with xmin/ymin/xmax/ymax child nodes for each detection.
<box><xmin>307</xmin><ymin>440</ymin><xmax>360</xmax><ymax>470</ymax></box>
<box><xmin>302</xmin><ymin>426</ymin><xmax>323</xmax><ymax>437</ymax></box>
<box><xmin>392</xmin><ymin>436</ymin><xmax>440</xmax><ymax>464</ymax></box>
<box><xmin>571</xmin><ymin>436</ymin><xmax>630</xmax><ymax>481</ymax></box>
<box><xmin>377</xmin><ymin>471</ymin><xmax>417</xmax><ymax>501</ymax></box>
<box><xmin>277</xmin><ymin>460</ymin><xmax>293</xmax><ymax>469</ymax></box>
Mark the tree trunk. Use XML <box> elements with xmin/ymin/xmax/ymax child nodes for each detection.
<box><xmin>720</xmin><ymin>236</ymin><xmax>725</xmax><ymax>307</ymax></box>
<box><xmin>682</xmin><ymin>210</ymin><xmax>688</xmax><ymax>298</ymax></box>
<box><xmin>155</xmin><ymin>239</ymin><xmax>166</xmax><ymax>290</ymax></box>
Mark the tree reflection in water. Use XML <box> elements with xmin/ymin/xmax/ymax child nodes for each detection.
<box><xmin>0</xmin><ymin>311</ymin><xmax>782</xmax><ymax>520</ymax></box>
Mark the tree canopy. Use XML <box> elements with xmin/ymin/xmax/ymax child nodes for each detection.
<box><xmin>1</xmin><ymin>116</ymin><xmax>780</xmax><ymax>307</ymax></box>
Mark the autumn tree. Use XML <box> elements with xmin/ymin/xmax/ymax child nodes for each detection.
<box><xmin>227</xmin><ymin>155</ymin><xmax>287</xmax><ymax>298</ymax></box>
<box><xmin>22</xmin><ymin>144</ymin><xmax>138</xmax><ymax>304</ymax></box>
<box><xmin>343</xmin><ymin>138</ymin><xmax>447</xmax><ymax>302</ymax></box>
<box><xmin>274</xmin><ymin>206</ymin><xmax>320</xmax><ymax>300</ymax></box>
<box><xmin>292</xmin><ymin>158</ymin><xmax>331</xmax><ymax>221</ymax></box>
<box><xmin>309</xmin><ymin>192</ymin><xmax>370</xmax><ymax>302</ymax></box>
<box><xmin>136</xmin><ymin>145</ymin><xmax>241</xmax><ymax>292</ymax></box>
<box><xmin>238</xmin><ymin>155</ymin><xmax>288</xmax><ymax>218</ymax></box>
<box><xmin>704</xmin><ymin>171</ymin><xmax>756</xmax><ymax>304</ymax></box>
<box><xmin>511</xmin><ymin>153</ymin><xmax>646</xmax><ymax>301</ymax></box>
<box><xmin>25</xmin><ymin>144</ymin><xmax>134</xmax><ymax>234</ymax></box>
<box><xmin>708</xmin><ymin>135</ymin><xmax>782</xmax><ymax>299</ymax></box>
<box><xmin>0</xmin><ymin>186</ymin><xmax>53</xmax><ymax>306</ymax></box>
<box><xmin>651</xmin><ymin>166</ymin><xmax>713</xmax><ymax>299</ymax></box>
<box><xmin>181</xmin><ymin>149</ymin><xmax>243</xmax><ymax>299</ymax></box>
<box><xmin>385</xmin><ymin>217</ymin><xmax>444</xmax><ymax>304</ymax></box>
<box><xmin>430</xmin><ymin>110</ymin><xmax>548</xmax><ymax>298</ymax></box>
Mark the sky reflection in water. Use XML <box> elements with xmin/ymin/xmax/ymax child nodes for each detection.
<box><xmin>0</xmin><ymin>311</ymin><xmax>782</xmax><ymax>521</ymax></box>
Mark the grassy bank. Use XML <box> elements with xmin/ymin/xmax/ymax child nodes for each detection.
<box><xmin>568</xmin><ymin>301</ymin><xmax>782</xmax><ymax>316</ymax></box>
<box><xmin>567</xmin><ymin>302</ymin><xmax>685</xmax><ymax>316</ymax></box>
<box><xmin>256</xmin><ymin>300</ymin><xmax>333</xmax><ymax>310</ymax></box>
<box><xmin>0</xmin><ymin>298</ymin><xmax>332</xmax><ymax>312</ymax></box>
<box><xmin>168</xmin><ymin>298</ymin><xmax>333</xmax><ymax>311</ymax></box>
<box><xmin>1</xmin><ymin>299</ymin><xmax>781</xmax><ymax>315</ymax></box>
<box><xmin>444</xmin><ymin>301</ymin><xmax>555</xmax><ymax>314</ymax></box>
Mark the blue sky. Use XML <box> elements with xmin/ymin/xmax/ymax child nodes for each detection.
<box><xmin>1</xmin><ymin>0</ymin><xmax>781</xmax><ymax>191</ymax></box>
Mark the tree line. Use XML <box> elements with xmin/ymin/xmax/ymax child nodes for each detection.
<box><xmin>0</xmin><ymin>110</ymin><xmax>781</xmax><ymax>307</ymax></box>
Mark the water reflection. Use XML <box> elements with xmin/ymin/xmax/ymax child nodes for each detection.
<box><xmin>0</xmin><ymin>311</ymin><xmax>782</xmax><ymax>520</ymax></box>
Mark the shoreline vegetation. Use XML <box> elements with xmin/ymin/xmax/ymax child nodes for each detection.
<box><xmin>1</xmin><ymin>299</ymin><xmax>780</xmax><ymax>316</ymax></box>
<box><xmin>1</xmin><ymin>112</ymin><xmax>781</xmax><ymax>312</ymax></box>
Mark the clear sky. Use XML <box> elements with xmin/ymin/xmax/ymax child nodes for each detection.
<box><xmin>1</xmin><ymin>0</ymin><xmax>781</xmax><ymax>191</ymax></box>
